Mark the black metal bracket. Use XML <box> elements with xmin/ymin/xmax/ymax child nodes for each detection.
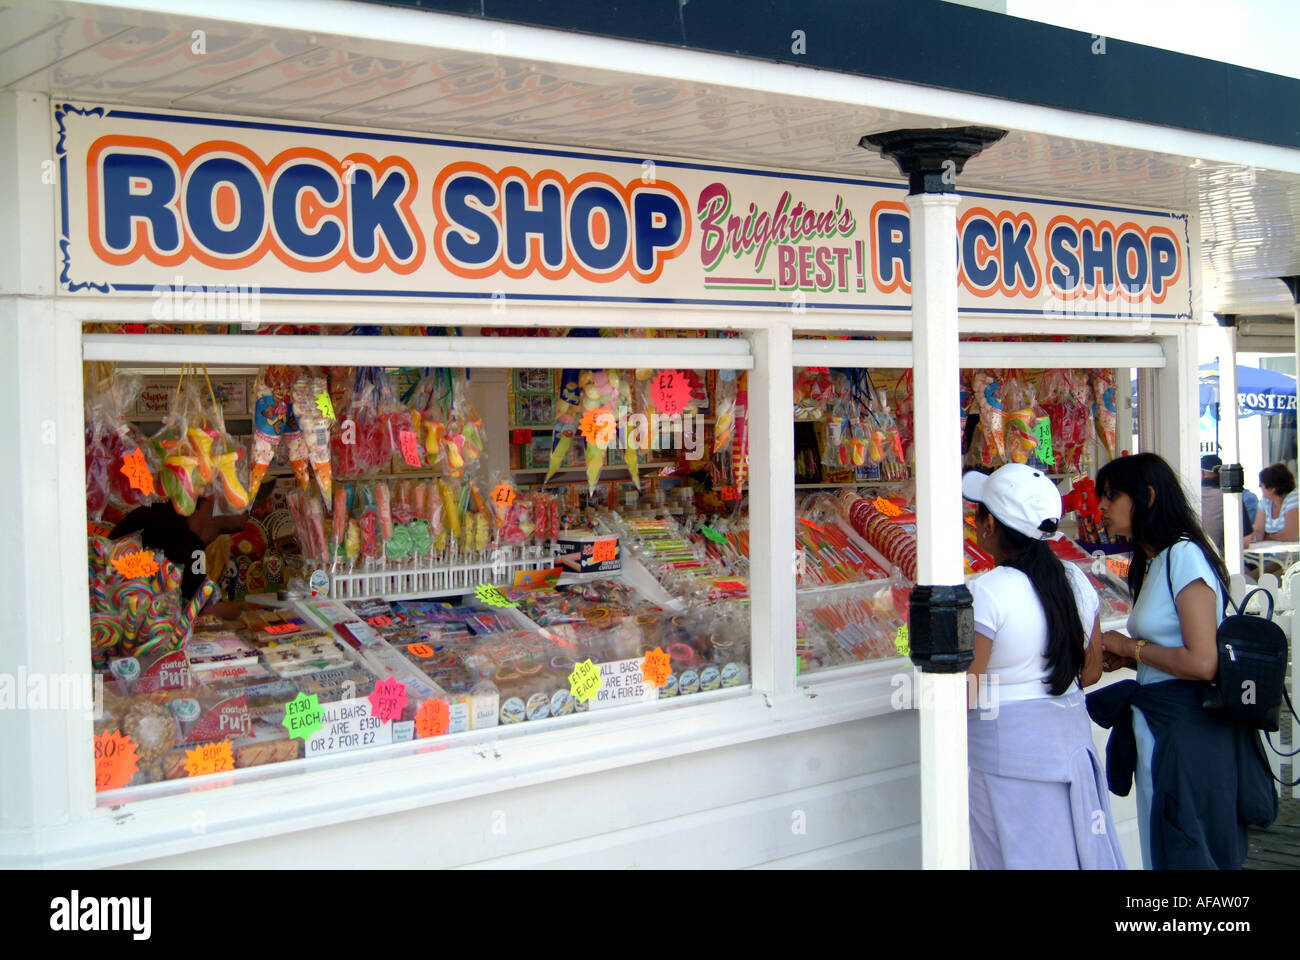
<box><xmin>1220</xmin><ymin>463</ymin><xmax>1245</xmax><ymax>493</ymax></box>
<box><xmin>1281</xmin><ymin>277</ymin><xmax>1300</xmax><ymax>304</ymax></box>
<box><xmin>907</xmin><ymin>583</ymin><xmax>974</xmax><ymax>673</ymax></box>
<box><xmin>860</xmin><ymin>127</ymin><xmax>1006</xmax><ymax>195</ymax></box>
<box><xmin>1214</xmin><ymin>312</ymin><xmax>1238</xmax><ymax>328</ymax></box>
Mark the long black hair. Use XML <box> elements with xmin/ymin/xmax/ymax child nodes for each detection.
<box><xmin>1095</xmin><ymin>452</ymin><xmax>1230</xmax><ymax>602</ymax></box>
<box><xmin>976</xmin><ymin>503</ymin><xmax>1085</xmax><ymax>696</ymax></box>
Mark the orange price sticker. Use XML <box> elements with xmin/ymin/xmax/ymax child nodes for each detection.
<box><xmin>872</xmin><ymin>496</ymin><xmax>904</xmax><ymax>518</ymax></box>
<box><xmin>492</xmin><ymin>483</ymin><xmax>517</xmax><ymax>506</ymax></box>
<box><xmin>264</xmin><ymin>622</ymin><xmax>301</xmax><ymax>635</ymax></box>
<box><xmin>406</xmin><ymin>642</ymin><xmax>434</xmax><ymax>659</ymax></box>
<box><xmin>88</xmin><ymin>522</ymin><xmax>113</xmax><ymax>539</ymax></box>
<box><xmin>367</xmin><ymin>614</ymin><xmax>399</xmax><ymax>628</ymax></box>
<box><xmin>1106</xmin><ymin>556</ymin><xmax>1131</xmax><ymax>578</ymax></box>
<box><xmin>415</xmin><ymin>697</ymin><xmax>450</xmax><ymax>738</ymax></box>
<box><xmin>399</xmin><ymin>430</ymin><xmax>421</xmax><ymax>466</ymax></box>
<box><xmin>184</xmin><ymin>740</ymin><xmax>235</xmax><ymax>777</ymax></box>
<box><xmin>579</xmin><ymin>407</ymin><xmax>616</xmax><ymax>447</ymax></box>
<box><xmin>120</xmin><ymin>448</ymin><xmax>155</xmax><ymax>496</ymax></box>
<box><xmin>591</xmin><ymin>539</ymin><xmax>617</xmax><ymax>563</ymax></box>
<box><xmin>94</xmin><ymin>730</ymin><xmax>139</xmax><ymax>791</ymax></box>
<box><xmin>112</xmin><ymin>550</ymin><xmax>159</xmax><ymax>580</ymax></box>
<box><xmin>640</xmin><ymin>647</ymin><xmax>671</xmax><ymax>689</ymax></box>
<box><xmin>720</xmin><ymin>485</ymin><xmax>740</xmax><ymax>501</ymax></box>
<box><xmin>650</xmin><ymin>369</ymin><xmax>693</xmax><ymax>416</ymax></box>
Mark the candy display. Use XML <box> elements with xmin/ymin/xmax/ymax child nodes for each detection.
<box><xmin>84</xmin><ymin>331</ymin><xmax>1131</xmax><ymax>795</ymax></box>
<box><xmin>837</xmin><ymin>491</ymin><xmax>919</xmax><ymax>582</ymax></box>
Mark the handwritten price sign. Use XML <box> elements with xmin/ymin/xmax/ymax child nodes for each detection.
<box><xmin>651</xmin><ymin>369</ymin><xmax>692</xmax><ymax>416</ymax></box>
<box><xmin>120</xmin><ymin>448</ymin><xmax>155</xmax><ymax>496</ymax></box>
<box><xmin>415</xmin><ymin>698</ymin><xmax>450</xmax><ymax>738</ymax></box>
<box><xmin>368</xmin><ymin>676</ymin><xmax>408</xmax><ymax>724</ymax></box>
<box><xmin>579</xmin><ymin>407</ymin><xmax>616</xmax><ymax>447</ymax></box>
<box><xmin>873</xmin><ymin>497</ymin><xmax>904</xmax><ymax>518</ymax></box>
<box><xmin>591</xmin><ymin>539</ymin><xmax>617</xmax><ymax>563</ymax></box>
<box><xmin>112</xmin><ymin>550</ymin><xmax>160</xmax><ymax>579</ymax></box>
<box><xmin>894</xmin><ymin>624</ymin><xmax>910</xmax><ymax>658</ymax></box>
<box><xmin>491</xmin><ymin>483</ymin><xmax>517</xmax><ymax>506</ymax></box>
<box><xmin>314</xmin><ymin>392</ymin><xmax>336</xmax><ymax>420</ymax></box>
<box><xmin>640</xmin><ymin>647</ymin><xmax>671</xmax><ymax>688</ymax></box>
<box><xmin>510</xmin><ymin>429</ymin><xmax>532</xmax><ymax>445</ymax></box>
<box><xmin>475</xmin><ymin>584</ymin><xmax>516</xmax><ymax>608</ymax></box>
<box><xmin>94</xmin><ymin>731</ymin><xmax>139</xmax><ymax>791</ymax></box>
<box><xmin>568</xmin><ymin>658</ymin><xmax>603</xmax><ymax>703</ymax></box>
<box><xmin>406</xmin><ymin>642</ymin><xmax>434</xmax><ymax>659</ymax></box>
<box><xmin>719</xmin><ymin>485</ymin><xmax>740</xmax><ymax>501</ymax></box>
<box><xmin>184</xmin><ymin>740</ymin><xmax>235</xmax><ymax>777</ymax></box>
<box><xmin>1034</xmin><ymin>419</ymin><xmax>1056</xmax><ymax>466</ymax></box>
<box><xmin>281</xmin><ymin>691</ymin><xmax>323</xmax><ymax>741</ymax></box>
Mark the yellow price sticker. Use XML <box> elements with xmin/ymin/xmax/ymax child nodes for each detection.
<box><xmin>568</xmin><ymin>658</ymin><xmax>603</xmax><ymax>703</ymax></box>
<box><xmin>475</xmin><ymin>584</ymin><xmax>516</xmax><ymax>608</ymax></box>
<box><xmin>894</xmin><ymin>624</ymin><xmax>910</xmax><ymax>658</ymax></box>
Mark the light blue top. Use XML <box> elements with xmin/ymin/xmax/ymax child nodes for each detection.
<box><xmin>1126</xmin><ymin>540</ymin><xmax>1224</xmax><ymax>685</ymax></box>
<box><xmin>1261</xmin><ymin>490</ymin><xmax>1298</xmax><ymax>533</ymax></box>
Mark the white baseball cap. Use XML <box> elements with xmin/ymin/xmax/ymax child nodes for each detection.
<box><xmin>961</xmin><ymin>463</ymin><xmax>1063</xmax><ymax>540</ymax></box>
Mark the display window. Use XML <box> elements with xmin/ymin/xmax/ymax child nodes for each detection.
<box><xmin>786</xmin><ymin>342</ymin><xmax>1140</xmax><ymax>677</ymax></box>
<box><xmin>84</xmin><ymin>326</ymin><xmax>755</xmax><ymax>797</ymax></box>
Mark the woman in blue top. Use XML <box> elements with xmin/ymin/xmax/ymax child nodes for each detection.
<box><xmin>1250</xmin><ymin>461</ymin><xmax>1298</xmax><ymax>543</ymax></box>
<box><xmin>1095</xmin><ymin>453</ymin><xmax>1235</xmax><ymax>868</ymax></box>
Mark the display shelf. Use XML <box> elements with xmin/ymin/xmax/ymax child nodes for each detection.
<box><xmin>326</xmin><ymin>544</ymin><xmax>558</xmax><ymax>602</ymax></box>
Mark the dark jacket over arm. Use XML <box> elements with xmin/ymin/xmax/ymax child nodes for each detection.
<box><xmin>1087</xmin><ymin>679</ymin><xmax>1277</xmax><ymax>869</ymax></box>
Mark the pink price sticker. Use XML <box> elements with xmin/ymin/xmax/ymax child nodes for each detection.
<box><xmin>399</xmin><ymin>430</ymin><xmax>421</xmax><ymax>467</ymax></box>
<box><xmin>368</xmin><ymin>676</ymin><xmax>408</xmax><ymax>724</ymax></box>
<box><xmin>650</xmin><ymin>369</ymin><xmax>693</xmax><ymax>416</ymax></box>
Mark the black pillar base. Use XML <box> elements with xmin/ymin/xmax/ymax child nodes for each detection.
<box><xmin>908</xmin><ymin>584</ymin><xmax>974</xmax><ymax>674</ymax></box>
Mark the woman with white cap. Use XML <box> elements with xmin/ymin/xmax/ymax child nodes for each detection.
<box><xmin>962</xmin><ymin>463</ymin><xmax>1123</xmax><ymax>869</ymax></box>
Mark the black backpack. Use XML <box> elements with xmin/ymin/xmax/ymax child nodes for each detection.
<box><xmin>1163</xmin><ymin>541</ymin><xmax>1291</xmax><ymax>733</ymax></box>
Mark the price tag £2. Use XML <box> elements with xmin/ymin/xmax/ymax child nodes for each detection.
<box><xmin>368</xmin><ymin>676</ymin><xmax>408</xmax><ymax>724</ymax></box>
<box><xmin>94</xmin><ymin>731</ymin><xmax>139</xmax><ymax>791</ymax></box>
<box><xmin>650</xmin><ymin>369</ymin><xmax>692</xmax><ymax>416</ymax></box>
<box><xmin>568</xmin><ymin>658</ymin><xmax>603</xmax><ymax>703</ymax></box>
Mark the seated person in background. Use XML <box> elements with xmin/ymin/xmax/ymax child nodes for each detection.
<box><xmin>1200</xmin><ymin>455</ymin><xmax>1226</xmax><ymax>553</ymax></box>
<box><xmin>1249</xmin><ymin>462</ymin><xmax>1299</xmax><ymax>544</ymax></box>
<box><xmin>1200</xmin><ymin>455</ymin><xmax>1253</xmax><ymax>556</ymax></box>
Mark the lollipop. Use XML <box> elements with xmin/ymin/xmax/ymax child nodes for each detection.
<box><xmin>160</xmin><ymin>455</ymin><xmax>199</xmax><ymax>516</ymax></box>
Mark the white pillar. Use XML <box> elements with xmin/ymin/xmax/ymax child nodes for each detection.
<box><xmin>1218</xmin><ymin>327</ymin><xmax>1243</xmax><ymax>573</ymax></box>
<box><xmin>906</xmin><ymin>191</ymin><xmax>969</xmax><ymax>869</ymax></box>
<box><xmin>747</xmin><ymin>323</ymin><xmax>796</xmax><ymax>696</ymax></box>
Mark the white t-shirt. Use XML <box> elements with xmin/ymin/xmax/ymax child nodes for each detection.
<box><xmin>970</xmin><ymin>560</ymin><xmax>1100</xmax><ymax>703</ymax></box>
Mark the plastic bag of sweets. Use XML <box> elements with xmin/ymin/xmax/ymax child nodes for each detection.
<box><xmin>331</xmin><ymin>369</ymin><xmax>389</xmax><ymax>480</ymax></box>
<box><xmin>290</xmin><ymin>368</ymin><xmax>334</xmax><ymax>505</ymax></box>
<box><xmin>85</xmin><ymin>370</ymin><xmax>159</xmax><ymax>521</ymax></box>
<box><xmin>441</xmin><ymin>376</ymin><xmax>487</xmax><ymax>480</ymax></box>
